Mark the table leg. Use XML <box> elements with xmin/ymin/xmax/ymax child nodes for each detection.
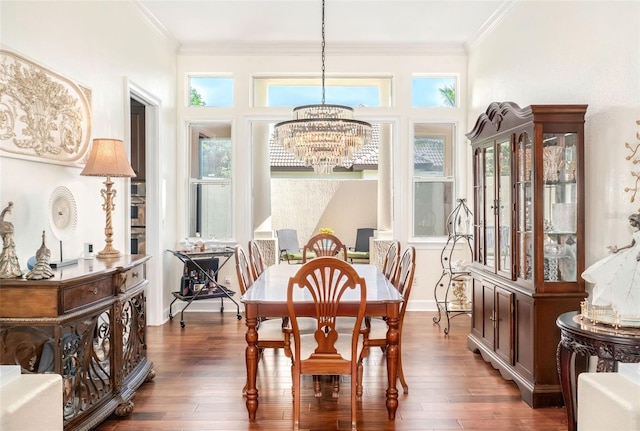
<box><xmin>245</xmin><ymin>304</ymin><xmax>259</xmax><ymax>421</ymax></box>
<box><xmin>385</xmin><ymin>311</ymin><xmax>400</xmax><ymax>420</ymax></box>
<box><xmin>557</xmin><ymin>341</ymin><xmax>576</xmax><ymax>431</ymax></box>
<box><xmin>557</xmin><ymin>338</ymin><xmax>588</xmax><ymax>431</ymax></box>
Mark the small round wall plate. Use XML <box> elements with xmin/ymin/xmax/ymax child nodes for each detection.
<box><xmin>48</xmin><ymin>186</ymin><xmax>78</xmax><ymax>241</ymax></box>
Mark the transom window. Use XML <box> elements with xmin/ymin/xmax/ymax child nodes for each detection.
<box><xmin>412</xmin><ymin>76</ymin><xmax>457</xmax><ymax>107</ymax></box>
<box><xmin>253</xmin><ymin>76</ymin><xmax>392</xmax><ymax>108</ymax></box>
<box><xmin>188</xmin><ymin>76</ymin><xmax>233</xmax><ymax>107</ymax></box>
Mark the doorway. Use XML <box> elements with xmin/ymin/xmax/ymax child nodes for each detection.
<box><xmin>130</xmin><ymin>98</ymin><xmax>146</xmax><ymax>254</ymax></box>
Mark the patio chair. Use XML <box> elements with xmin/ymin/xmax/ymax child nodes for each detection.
<box><xmin>347</xmin><ymin>227</ymin><xmax>375</xmax><ymax>263</ymax></box>
<box><xmin>276</xmin><ymin>229</ymin><xmax>304</xmax><ymax>264</ymax></box>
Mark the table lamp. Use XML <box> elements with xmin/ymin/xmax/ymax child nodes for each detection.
<box><xmin>80</xmin><ymin>138</ymin><xmax>136</xmax><ymax>259</ymax></box>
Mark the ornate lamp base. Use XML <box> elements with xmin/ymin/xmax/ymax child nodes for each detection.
<box><xmin>96</xmin><ymin>248</ymin><xmax>121</xmax><ymax>260</ymax></box>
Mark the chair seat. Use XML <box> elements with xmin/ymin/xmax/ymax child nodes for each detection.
<box><xmin>367</xmin><ymin>318</ymin><xmax>388</xmax><ymax>340</ymax></box>
<box><xmin>259</xmin><ymin>317</ymin><xmax>317</xmax><ymax>338</ymax></box>
<box><xmin>335</xmin><ymin>317</ymin><xmax>366</xmax><ymax>334</ymax></box>
<box><xmin>256</xmin><ymin>318</ymin><xmax>287</xmax><ymax>339</ymax></box>
<box><xmin>346</xmin><ymin>251</ymin><xmax>369</xmax><ymax>260</ymax></box>
<box><xmin>282</xmin><ymin>251</ymin><xmax>304</xmax><ymax>261</ymax></box>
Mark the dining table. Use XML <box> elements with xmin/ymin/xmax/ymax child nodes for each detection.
<box><xmin>240</xmin><ymin>262</ymin><xmax>404</xmax><ymax>421</ymax></box>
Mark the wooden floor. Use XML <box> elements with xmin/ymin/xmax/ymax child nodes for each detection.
<box><xmin>95</xmin><ymin>311</ymin><xmax>568</xmax><ymax>431</ymax></box>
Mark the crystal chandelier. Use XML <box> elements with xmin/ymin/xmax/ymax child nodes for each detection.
<box><xmin>273</xmin><ymin>0</ymin><xmax>372</xmax><ymax>175</ymax></box>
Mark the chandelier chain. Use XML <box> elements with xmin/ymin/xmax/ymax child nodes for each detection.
<box><xmin>272</xmin><ymin>0</ymin><xmax>372</xmax><ymax>175</ymax></box>
<box><xmin>321</xmin><ymin>0</ymin><xmax>326</xmax><ymax>105</ymax></box>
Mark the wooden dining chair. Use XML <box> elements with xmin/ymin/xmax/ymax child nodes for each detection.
<box><xmin>248</xmin><ymin>239</ymin><xmax>266</xmax><ymax>280</ymax></box>
<box><xmin>284</xmin><ymin>257</ymin><xmax>367</xmax><ymax>431</ymax></box>
<box><xmin>302</xmin><ymin>233</ymin><xmax>348</xmax><ymax>262</ymax></box>
<box><xmin>234</xmin><ymin>245</ymin><xmax>253</xmax><ymax>296</ymax></box>
<box><xmin>357</xmin><ymin>245</ymin><xmax>416</xmax><ymax>396</ymax></box>
<box><xmin>381</xmin><ymin>240</ymin><xmax>401</xmax><ymax>283</ymax></box>
<box><xmin>234</xmin><ymin>245</ymin><xmax>289</xmax><ymax>393</ymax></box>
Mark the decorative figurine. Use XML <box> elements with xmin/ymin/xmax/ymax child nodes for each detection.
<box><xmin>451</xmin><ymin>279</ymin><xmax>469</xmax><ymax>308</ymax></box>
<box><xmin>582</xmin><ymin>213</ymin><xmax>640</xmax><ymax>319</ymax></box>
<box><xmin>26</xmin><ymin>231</ymin><xmax>54</xmax><ymax>280</ymax></box>
<box><xmin>0</xmin><ymin>201</ymin><xmax>23</xmax><ymax>279</ymax></box>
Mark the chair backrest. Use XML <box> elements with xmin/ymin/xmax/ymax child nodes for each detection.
<box><xmin>276</xmin><ymin>229</ymin><xmax>300</xmax><ymax>253</ymax></box>
<box><xmin>287</xmin><ymin>257</ymin><xmax>367</xmax><ymax>364</ymax></box>
<box><xmin>302</xmin><ymin>233</ymin><xmax>348</xmax><ymax>262</ymax></box>
<box><xmin>395</xmin><ymin>246</ymin><xmax>416</xmax><ymax>325</ymax></box>
<box><xmin>234</xmin><ymin>245</ymin><xmax>254</xmax><ymax>295</ymax></box>
<box><xmin>353</xmin><ymin>228</ymin><xmax>375</xmax><ymax>252</ymax></box>
<box><xmin>248</xmin><ymin>240</ymin><xmax>265</xmax><ymax>280</ymax></box>
<box><xmin>382</xmin><ymin>240</ymin><xmax>401</xmax><ymax>283</ymax></box>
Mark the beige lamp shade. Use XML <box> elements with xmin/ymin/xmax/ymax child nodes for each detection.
<box><xmin>80</xmin><ymin>138</ymin><xmax>136</xmax><ymax>177</ymax></box>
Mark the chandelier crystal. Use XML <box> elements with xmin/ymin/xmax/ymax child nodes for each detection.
<box><xmin>273</xmin><ymin>0</ymin><xmax>372</xmax><ymax>175</ymax></box>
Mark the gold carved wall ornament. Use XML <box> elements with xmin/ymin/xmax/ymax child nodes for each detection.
<box><xmin>624</xmin><ymin>120</ymin><xmax>640</xmax><ymax>212</ymax></box>
<box><xmin>0</xmin><ymin>49</ymin><xmax>91</xmax><ymax>165</ymax></box>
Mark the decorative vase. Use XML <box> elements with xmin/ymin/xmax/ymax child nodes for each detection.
<box><xmin>543</xmin><ymin>146</ymin><xmax>564</xmax><ymax>183</ymax></box>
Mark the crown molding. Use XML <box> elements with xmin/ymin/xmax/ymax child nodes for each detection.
<box><xmin>128</xmin><ymin>0</ymin><xmax>181</xmax><ymax>52</ymax></box>
<box><xmin>464</xmin><ymin>0</ymin><xmax>520</xmax><ymax>52</ymax></box>
<box><xmin>179</xmin><ymin>41</ymin><xmax>467</xmax><ymax>56</ymax></box>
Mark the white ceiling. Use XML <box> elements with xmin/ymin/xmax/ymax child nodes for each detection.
<box><xmin>135</xmin><ymin>0</ymin><xmax>512</xmax><ymax>53</ymax></box>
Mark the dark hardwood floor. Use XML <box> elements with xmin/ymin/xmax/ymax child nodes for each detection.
<box><xmin>95</xmin><ymin>311</ymin><xmax>567</xmax><ymax>431</ymax></box>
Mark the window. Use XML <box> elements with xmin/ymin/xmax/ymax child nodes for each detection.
<box><xmin>253</xmin><ymin>76</ymin><xmax>391</xmax><ymax>108</ymax></box>
<box><xmin>188</xmin><ymin>122</ymin><xmax>232</xmax><ymax>239</ymax></box>
<box><xmin>413</xmin><ymin>123</ymin><xmax>455</xmax><ymax>237</ymax></box>
<box><xmin>412</xmin><ymin>76</ymin><xmax>457</xmax><ymax>107</ymax></box>
<box><xmin>188</xmin><ymin>76</ymin><xmax>233</xmax><ymax>107</ymax></box>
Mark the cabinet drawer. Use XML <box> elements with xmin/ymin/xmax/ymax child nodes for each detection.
<box><xmin>120</xmin><ymin>263</ymin><xmax>145</xmax><ymax>293</ymax></box>
<box><xmin>63</xmin><ymin>278</ymin><xmax>113</xmax><ymax>312</ymax></box>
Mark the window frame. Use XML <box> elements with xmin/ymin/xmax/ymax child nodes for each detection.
<box><xmin>186</xmin><ymin>121</ymin><xmax>234</xmax><ymax>241</ymax></box>
<box><xmin>411</xmin><ymin>121</ymin><xmax>458</xmax><ymax>241</ymax></box>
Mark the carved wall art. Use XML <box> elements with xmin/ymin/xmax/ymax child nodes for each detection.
<box><xmin>623</xmin><ymin>119</ymin><xmax>640</xmax><ymax>211</ymax></box>
<box><xmin>0</xmin><ymin>49</ymin><xmax>91</xmax><ymax>166</ymax></box>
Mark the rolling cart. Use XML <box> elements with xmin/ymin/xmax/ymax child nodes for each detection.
<box><xmin>167</xmin><ymin>248</ymin><xmax>242</xmax><ymax>327</ymax></box>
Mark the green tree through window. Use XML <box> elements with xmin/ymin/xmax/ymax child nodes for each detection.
<box><xmin>439</xmin><ymin>84</ymin><xmax>455</xmax><ymax>107</ymax></box>
<box><xmin>200</xmin><ymin>138</ymin><xmax>231</xmax><ymax>178</ymax></box>
<box><xmin>190</xmin><ymin>88</ymin><xmax>206</xmax><ymax>106</ymax></box>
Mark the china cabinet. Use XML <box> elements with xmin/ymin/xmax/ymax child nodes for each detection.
<box><xmin>0</xmin><ymin>255</ymin><xmax>154</xmax><ymax>431</ymax></box>
<box><xmin>433</xmin><ymin>198</ymin><xmax>473</xmax><ymax>335</ymax></box>
<box><xmin>466</xmin><ymin>102</ymin><xmax>587</xmax><ymax>408</ymax></box>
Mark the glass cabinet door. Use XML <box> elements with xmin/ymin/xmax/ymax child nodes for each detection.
<box><xmin>542</xmin><ymin>132</ymin><xmax>578</xmax><ymax>282</ymax></box>
<box><xmin>497</xmin><ymin>140</ymin><xmax>512</xmax><ymax>275</ymax></box>
<box><xmin>517</xmin><ymin>132</ymin><xmax>533</xmax><ymax>282</ymax></box>
<box><xmin>484</xmin><ymin>146</ymin><xmax>495</xmax><ymax>269</ymax></box>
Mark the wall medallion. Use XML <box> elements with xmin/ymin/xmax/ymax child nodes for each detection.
<box><xmin>0</xmin><ymin>48</ymin><xmax>91</xmax><ymax>166</ymax></box>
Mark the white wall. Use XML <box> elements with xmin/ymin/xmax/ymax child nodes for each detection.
<box><xmin>271</xmin><ymin>179</ymin><xmax>377</xmax><ymax>246</ymax></box>
<box><xmin>177</xmin><ymin>51</ymin><xmax>471</xmax><ymax>311</ymax></box>
<box><xmin>0</xmin><ymin>1</ymin><xmax>178</xmax><ymax>325</ymax></box>
<box><xmin>467</xmin><ymin>1</ymin><xmax>640</xmax><ymax>295</ymax></box>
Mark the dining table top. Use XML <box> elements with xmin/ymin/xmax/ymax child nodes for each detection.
<box><xmin>241</xmin><ymin>263</ymin><xmax>403</xmax><ymax>305</ymax></box>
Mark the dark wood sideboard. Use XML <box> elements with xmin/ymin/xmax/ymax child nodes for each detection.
<box><xmin>0</xmin><ymin>255</ymin><xmax>154</xmax><ymax>431</ymax></box>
